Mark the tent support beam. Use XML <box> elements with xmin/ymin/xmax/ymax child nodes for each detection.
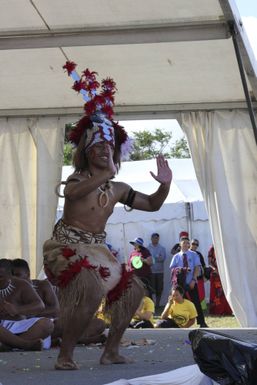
<box><xmin>229</xmin><ymin>22</ymin><xmax>257</xmax><ymax>145</ymax></box>
<box><xmin>0</xmin><ymin>102</ymin><xmax>255</xmax><ymax>119</ymax></box>
<box><xmin>0</xmin><ymin>21</ymin><xmax>229</xmax><ymax>50</ymax></box>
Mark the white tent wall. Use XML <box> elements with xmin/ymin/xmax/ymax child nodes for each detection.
<box><xmin>0</xmin><ymin>117</ymin><xmax>65</xmax><ymax>277</ymax></box>
<box><xmin>181</xmin><ymin>110</ymin><xmax>257</xmax><ymax>327</ymax></box>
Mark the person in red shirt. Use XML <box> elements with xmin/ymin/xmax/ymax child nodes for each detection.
<box><xmin>128</xmin><ymin>237</ymin><xmax>153</xmax><ymax>289</ymax></box>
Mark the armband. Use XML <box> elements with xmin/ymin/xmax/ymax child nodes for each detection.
<box><xmin>124</xmin><ymin>188</ymin><xmax>136</xmax><ymax>212</ymax></box>
<box><xmin>55</xmin><ymin>181</ymin><xmax>67</xmax><ymax>198</ymax></box>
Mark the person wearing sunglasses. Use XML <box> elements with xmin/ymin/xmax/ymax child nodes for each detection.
<box><xmin>190</xmin><ymin>239</ymin><xmax>207</xmax><ymax>313</ymax></box>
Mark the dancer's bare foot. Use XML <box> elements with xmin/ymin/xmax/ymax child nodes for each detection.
<box><xmin>100</xmin><ymin>353</ymin><xmax>134</xmax><ymax>365</ymax></box>
<box><xmin>55</xmin><ymin>357</ymin><xmax>79</xmax><ymax>370</ymax></box>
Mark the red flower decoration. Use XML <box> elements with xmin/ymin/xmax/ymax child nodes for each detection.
<box><xmin>58</xmin><ymin>257</ymin><xmax>97</xmax><ymax>287</ymax></box>
<box><xmin>106</xmin><ymin>264</ymin><xmax>134</xmax><ymax>304</ymax></box>
<box><xmin>101</xmin><ymin>104</ymin><xmax>114</xmax><ymax>119</ymax></box>
<box><xmin>72</xmin><ymin>79</ymin><xmax>86</xmax><ymax>93</ymax></box>
<box><xmin>63</xmin><ymin>61</ymin><xmax>77</xmax><ymax>76</ymax></box>
<box><xmin>84</xmin><ymin>80</ymin><xmax>100</xmax><ymax>94</ymax></box>
<box><xmin>93</xmin><ymin>94</ymin><xmax>105</xmax><ymax>107</ymax></box>
<box><xmin>61</xmin><ymin>246</ymin><xmax>76</xmax><ymax>260</ymax></box>
<box><xmin>101</xmin><ymin>78</ymin><xmax>116</xmax><ymax>92</ymax></box>
<box><xmin>84</xmin><ymin>99</ymin><xmax>98</xmax><ymax>116</ymax></box>
<box><xmin>82</xmin><ymin>69</ymin><xmax>98</xmax><ymax>82</ymax></box>
<box><xmin>99</xmin><ymin>265</ymin><xmax>110</xmax><ymax>281</ymax></box>
<box><xmin>68</xmin><ymin>116</ymin><xmax>92</xmax><ymax>146</ymax></box>
<box><xmin>101</xmin><ymin>89</ymin><xmax>115</xmax><ymax>103</ymax></box>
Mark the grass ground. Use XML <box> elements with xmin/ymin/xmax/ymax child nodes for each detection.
<box><xmin>202</xmin><ymin>314</ymin><xmax>240</xmax><ymax>328</ymax></box>
<box><xmin>154</xmin><ymin>307</ymin><xmax>240</xmax><ymax>328</ymax></box>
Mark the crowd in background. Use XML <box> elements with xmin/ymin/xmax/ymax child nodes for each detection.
<box><xmin>0</xmin><ymin>231</ymin><xmax>233</xmax><ymax>352</ymax></box>
<box><xmin>126</xmin><ymin>231</ymin><xmax>233</xmax><ymax>329</ymax></box>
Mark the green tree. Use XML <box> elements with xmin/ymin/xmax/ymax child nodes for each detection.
<box><xmin>130</xmin><ymin>129</ymin><xmax>172</xmax><ymax>160</ymax></box>
<box><xmin>63</xmin><ymin>123</ymin><xmax>74</xmax><ymax>165</ymax></box>
<box><xmin>63</xmin><ymin>142</ymin><xmax>73</xmax><ymax>165</ymax></box>
<box><xmin>169</xmin><ymin>137</ymin><xmax>190</xmax><ymax>158</ymax></box>
<box><xmin>62</xmin><ymin>126</ymin><xmax>191</xmax><ymax>165</ymax></box>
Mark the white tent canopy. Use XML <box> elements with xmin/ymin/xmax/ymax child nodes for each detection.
<box><xmin>0</xmin><ymin>0</ymin><xmax>256</xmax><ymax>326</ymax></box>
<box><xmin>0</xmin><ymin>0</ymin><xmax>256</xmax><ymax>118</ymax></box>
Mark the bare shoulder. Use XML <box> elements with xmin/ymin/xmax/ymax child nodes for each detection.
<box><xmin>66</xmin><ymin>171</ymin><xmax>84</xmax><ymax>183</ymax></box>
<box><xmin>12</xmin><ymin>277</ymin><xmax>32</xmax><ymax>289</ymax></box>
<box><xmin>36</xmin><ymin>279</ymin><xmax>53</xmax><ymax>291</ymax></box>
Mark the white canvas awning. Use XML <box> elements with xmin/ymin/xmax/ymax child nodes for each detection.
<box><xmin>0</xmin><ymin>0</ymin><xmax>256</xmax><ymax>119</ymax></box>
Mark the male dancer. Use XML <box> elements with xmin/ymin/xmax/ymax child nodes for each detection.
<box><xmin>43</xmin><ymin>63</ymin><xmax>172</xmax><ymax>370</ymax></box>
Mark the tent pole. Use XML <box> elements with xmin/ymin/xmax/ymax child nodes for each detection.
<box><xmin>186</xmin><ymin>202</ymin><xmax>192</xmax><ymax>238</ymax></box>
<box><xmin>229</xmin><ymin>21</ymin><xmax>257</xmax><ymax>146</ymax></box>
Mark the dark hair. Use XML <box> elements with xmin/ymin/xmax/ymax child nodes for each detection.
<box><xmin>11</xmin><ymin>258</ymin><xmax>30</xmax><ymax>274</ymax></box>
<box><xmin>141</xmin><ymin>278</ymin><xmax>155</xmax><ymax>295</ymax></box>
<box><xmin>0</xmin><ymin>258</ymin><xmax>13</xmax><ymax>274</ymax></box>
<box><xmin>72</xmin><ymin>116</ymin><xmax>122</xmax><ymax>173</ymax></box>
<box><xmin>173</xmin><ymin>285</ymin><xmax>184</xmax><ymax>296</ymax></box>
<box><xmin>180</xmin><ymin>237</ymin><xmax>190</xmax><ymax>242</ymax></box>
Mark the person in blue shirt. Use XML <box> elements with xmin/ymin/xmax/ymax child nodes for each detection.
<box><xmin>170</xmin><ymin>237</ymin><xmax>208</xmax><ymax>328</ymax></box>
<box><xmin>148</xmin><ymin>233</ymin><xmax>166</xmax><ymax>308</ymax></box>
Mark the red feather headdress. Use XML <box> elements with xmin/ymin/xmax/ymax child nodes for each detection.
<box><xmin>63</xmin><ymin>61</ymin><xmax>132</xmax><ymax>157</ymax></box>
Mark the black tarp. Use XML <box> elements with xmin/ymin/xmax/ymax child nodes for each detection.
<box><xmin>189</xmin><ymin>329</ymin><xmax>257</xmax><ymax>385</ymax></box>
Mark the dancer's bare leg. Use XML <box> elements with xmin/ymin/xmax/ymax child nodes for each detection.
<box><xmin>100</xmin><ymin>277</ymin><xmax>144</xmax><ymax>365</ymax></box>
<box><xmin>56</xmin><ymin>274</ymin><xmax>103</xmax><ymax>370</ymax></box>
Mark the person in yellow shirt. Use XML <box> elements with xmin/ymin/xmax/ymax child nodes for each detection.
<box><xmin>156</xmin><ymin>286</ymin><xmax>197</xmax><ymax>328</ymax></box>
<box><xmin>130</xmin><ymin>285</ymin><xmax>155</xmax><ymax>328</ymax></box>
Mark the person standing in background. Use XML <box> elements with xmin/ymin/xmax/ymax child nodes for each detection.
<box><xmin>170</xmin><ymin>231</ymin><xmax>189</xmax><ymax>256</ymax></box>
<box><xmin>148</xmin><ymin>233</ymin><xmax>166</xmax><ymax>308</ymax></box>
<box><xmin>170</xmin><ymin>238</ymin><xmax>208</xmax><ymax>328</ymax></box>
<box><xmin>208</xmin><ymin>246</ymin><xmax>232</xmax><ymax>316</ymax></box>
<box><xmin>190</xmin><ymin>239</ymin><xmax>207</xmax><ymax>312</ymax></box>
<box><xmin>128</xmin><ymin>237</ymin><xmax>153</xmax><ymax>289</ymax></box>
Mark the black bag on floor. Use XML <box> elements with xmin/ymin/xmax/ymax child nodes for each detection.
<box><xmin>189</xmin><ymin>329</ymin><xmax>257</xmax><ymax>385</ymax></box>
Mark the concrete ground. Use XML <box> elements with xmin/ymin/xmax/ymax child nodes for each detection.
<box><xmin>0</xmin><ymin>328</ymin><xmax>257</xmax><ymax>385</ymax></box>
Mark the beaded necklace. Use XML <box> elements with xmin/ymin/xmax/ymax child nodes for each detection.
<box><xmin>0</xmin><ymin>280</ymin><xmax>16</xmax><ymax>299</ymax></box>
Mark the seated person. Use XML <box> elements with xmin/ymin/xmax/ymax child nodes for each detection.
<box><xmin>156</xmin><ymin>286</ymin><xmax>197</xmax><ymax>328</ymax></box>
<box><xmin>12</xmin><ymin>258</ymin><xmax>107</xmax><ymax>346</ymax></box>
<box><xmin>0</xmin><ymin>258</ymin><xmax>54</xmax><ymax>351</ymax></box>
<box><xmin>12</xmin><ymin>258</ymin><xmax>60</xmax><ymax>318</ymax></box>
<box><xmin>52</xmin><ymin>307</ymin><xmax>107</xmax><ymax>346</ymax></box>
<box><xmin>130</xmin><ymin>284</ymin><xmax>155</xmax><ymax>329</ymax></box>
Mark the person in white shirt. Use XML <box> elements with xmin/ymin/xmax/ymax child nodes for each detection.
<box><xmin>148</xmin><ymin>233</ymin><xmax>166</xmax><ymax>308</ymax></box>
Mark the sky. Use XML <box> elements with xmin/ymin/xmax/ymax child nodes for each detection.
<box><xmin>121</xmin><ymin>0</ymin><xmax>257</xmax><ymax>144</ymax></box>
